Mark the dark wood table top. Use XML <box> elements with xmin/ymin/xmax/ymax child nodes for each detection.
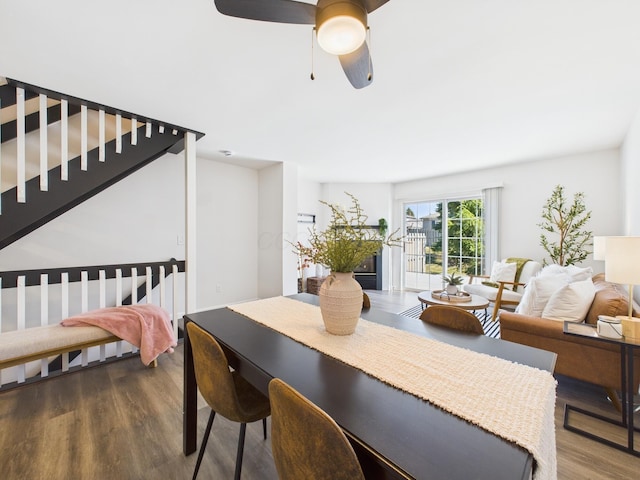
<box><xmin>184</xmin><ymin>293</ymin><xmax>556</xmax><ymax>480</ymax></box>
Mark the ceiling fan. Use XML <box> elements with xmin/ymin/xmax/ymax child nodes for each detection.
<box><xmin>213</xmin><ymin>0</ymin><xmax>391</xmax><ymax>89</ymax></box>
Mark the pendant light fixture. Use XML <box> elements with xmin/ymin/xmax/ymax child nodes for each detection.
<box><xmin>316</xmin><ymin>2</ymin><xmax>367</xmax><ymax>56</ymax></box>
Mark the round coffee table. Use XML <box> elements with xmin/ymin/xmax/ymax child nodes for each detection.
<box><xmin>418</xmin><ymin>290</ymin><xmax>489</xmax><ymax>312</ymax></box>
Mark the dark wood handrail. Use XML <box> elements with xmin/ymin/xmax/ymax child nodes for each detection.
<box><xmin>0</xmin><ymin>258</ymin><xmax>185</xmax><ymax>289</ymax></box>
<box><xmin>6</xmin><ymin>78</ymin><xmax>204</xmax><ymax>140</ymax></box>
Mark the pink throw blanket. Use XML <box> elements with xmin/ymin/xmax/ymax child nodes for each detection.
<box><xmin>61</xmin><ymin>304</ymin><xmax>177</xmax><ymax>366</ymax></box>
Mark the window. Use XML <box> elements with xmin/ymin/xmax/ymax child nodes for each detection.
<box><xmin>403</xmin><ymin>197</ymin><xmax>484</xmax><ymax>290</ymax></box>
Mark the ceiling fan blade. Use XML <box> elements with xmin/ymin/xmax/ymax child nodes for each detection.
<box><xmin>339</xmin><ymin>42</ymin><xmax>373</xmax><ymax>89</ymax></box>
<box><xmin>362</xmin><ymin>0</ymin><xmax>391</xmax><ymax>14</ymax></box>
<box><xmin>214</xmin><ymin>0</ymin><xmax>316</xmax><ymax>24</ymax></box>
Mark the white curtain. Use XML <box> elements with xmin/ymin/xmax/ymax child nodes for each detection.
<box><xmin>483</xmin><ymin>186</ymin><xmax>503</xmax><ymax>274</ymax></box>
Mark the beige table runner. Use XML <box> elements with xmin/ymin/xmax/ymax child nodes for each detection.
<box><xmin>229</xmin><ymin>296</ymin><xmax>557</xmax><ymax>480</ymax></box>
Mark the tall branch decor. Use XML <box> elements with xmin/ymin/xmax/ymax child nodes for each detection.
<box><xmin>538</xmin><ymin>185</ymin><xmax>592</xmax><ymax>266</ymax></box>
<box><xmin>292</xmin><ymin>192</ymin><xmax>401</xmax><ymax>335</ymax></box>
<box><xmin>294</xmin><ymin>193</ymin><xmax>402</xmax><ymax>273</ymax></box>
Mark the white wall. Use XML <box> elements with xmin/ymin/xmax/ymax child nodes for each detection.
<box><xmin>622</xmin><ymin>109</ymin><xmax>640</xmax><ymax>235</ymax></box>
<box><xmin>196</xmin><ymin>159</ymin><xmax>259</xmax><ymax>310</ymax></box>
<box><xmin>297</xmin><ymin>178</ymin><xmax>322</xmax><ymax>217</ymax></box>
<box><xmin>258</xmin><ymin>162</ymin><xmax>299</xmax><ymax>298</ymax></box>
<box><xmin>0</xmin><ymin>152</ymin><xmax>262</xmax><ymax>313</ymax></box>
<box><xmin>0</xmin><ymin>153</ymin><xmax>185</xmax><ymax>269</ymax></box>
<box><xmin>258</xmin><ymin>164</ymin><xmax>283</xmax><ymax>299</ymax></box>
<box><xmin>306</xmin><ymin>154</ymin><xmax>619</xmax><ymax>291</ymax></box>
<box><xmin>296</xmin><ymin>178</ymin><xmax>322</xmax><ymax>243</ymax></box>
<box><xmin>282</xmin><ymin>163</ymin><xmax>299</xmax><ymax>296</ymax></box>
<box><xmin>393</xmin><ymin>149</ymin><xmax>623</xmax><ymax>288</ymax></box>
<box><xmin>319</xmin><ymin>183</ymin><xmax>394</xmax><ymax>229</ymax></box>
<box><xmin>621</xmin><ymin>108</ymin><xmax>640</xmax><ymax>304</ymax></box>
<box><xmin>395</xmin><ymin>150</ymin><xmax>622</xmax><ymax>266</ymax></box>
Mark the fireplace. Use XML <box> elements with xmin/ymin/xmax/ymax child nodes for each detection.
<box><xmin>354</xmin><ymin>253</ymin><xmax>382</xmax><ymax>290</ymax></box>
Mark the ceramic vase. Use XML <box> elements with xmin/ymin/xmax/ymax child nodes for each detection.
<box><xmin>446</xmin><ymin>284</ymin><xmax>458</xmax><ymax>295</ymax></box>
<box><xmin>318</xmin><ymin>272</ymin><xmax>363</xmax><ymax>335</ymax></box>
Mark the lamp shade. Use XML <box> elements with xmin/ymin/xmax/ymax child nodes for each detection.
<box><xmin>604</xmin><ymin>236</ymin><xmax>640</xmax><ymax>285</ymax></box>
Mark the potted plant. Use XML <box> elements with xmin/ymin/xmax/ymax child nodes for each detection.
<box><xmin>442</xmin><ymin>272</ymin><xmax>464</xmax><ymax>295</ymax></box>
<box><xmin>538</xmin><ymin>185</ymin><xmax>592</xmax><ymax>266</ymax></box>
<box><xmin>293</xmin><ymin>193</ymin><xmax>401</xmax><ymax>334</ymax></box>
<box><xmin>378</xmin><ymin>217</ymin><xmax>388</xmax><ymax>237</ymax></box>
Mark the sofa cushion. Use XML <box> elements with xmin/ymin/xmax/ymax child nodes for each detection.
<box><xmin>515</xmin><ymin>273</ymin><xmax>570</xmax><ymax>317</ymax></box>
<box><xmin>584</xmin><ymin>273</ymin><xmax>639</xmax><ymax>325</ymax></box>
<box><xmin>489</xmin><ymin>260</ymin><xmax>517</xmax><ymax>284</ymax></box>
<box><xmin>463</xmin><ymin>283</ymin><xmax>523</xmax><ymax>303</ymax></box>
<box><xmin>541</xmin><ymin>278</ymin><xmax>596</xmax><ymax>322</ymax></box>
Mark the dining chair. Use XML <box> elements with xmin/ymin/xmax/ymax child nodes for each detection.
<box><xmin>362</xmin><ymin>292</ymin><xmax>371</xmax><ymax>309</ymax></box>
<box><xmin>186</xmin><ymin>322</ymin><xmax>271</xmax><ymax>480</ymax></box>
<box><xmin>268</xmin><ymin>378</ymin><xmax>366</xmax><ymax>480</ymax></box>
<box><xmin>419</xmin><ymin>305</ymin><xmax>485</xmax><ymax>335</ymax></box>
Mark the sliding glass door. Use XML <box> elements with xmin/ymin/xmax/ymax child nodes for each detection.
<box><xmin>403</xmin><ymin>201</ymin><xmax>442</xmax><ymax>291</ymax></box>
<box><xmin>403</xmin><ymin>197</ymin><xmax>484</xmax><ymax>291</ymax></box>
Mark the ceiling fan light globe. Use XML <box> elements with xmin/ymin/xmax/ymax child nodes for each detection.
<box><xmin>317</xmin><ymin>15</ymin><xmax>366</xmax><ymax>55</ymax></box>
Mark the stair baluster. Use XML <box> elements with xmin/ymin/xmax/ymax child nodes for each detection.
<box><xmin>39</xmin><ymin>94</ymin><xmax>48</xmax><ymax>190</ymax></box>
<box><xmin>61</xmin><ymin>98</ymin><xmax>69</xmax><ymax>180</ymax></box>
<box><xmin>16</xmin><ymin>87</ymin><xmax>25</xmax><ymax>203</ymax></box>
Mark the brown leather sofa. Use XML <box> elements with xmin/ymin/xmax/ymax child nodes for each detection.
<box><xmin>500</xmin><ymin>274</ymin><xmax>640</xmax><ymax>398</ymax></box>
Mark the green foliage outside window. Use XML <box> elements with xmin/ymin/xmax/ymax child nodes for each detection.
<box><xmin>432</xmin><ymin>199</ymin><xmax>484</xmax><ymax>275</ymax></box>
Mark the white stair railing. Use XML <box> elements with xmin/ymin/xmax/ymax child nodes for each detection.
<box><xmin>0</xmin><ymin>82</ymin><xmax>164</xmax><ymax>214</ymax></box>
<box><xmin>0</xmin><ymin>259</ymin><xmax>185</xmax><ymax>388</ymax></box>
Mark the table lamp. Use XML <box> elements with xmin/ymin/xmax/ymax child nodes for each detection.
<box><xmin>604</xmin><ymin>236</ymin><xmax>640</xmax><ymax>340</ymax></box>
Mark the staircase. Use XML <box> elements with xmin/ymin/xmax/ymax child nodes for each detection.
<box><xmin>0</xmin><ymin>76</ymin><xmax>203</xmax><ymax>250</ymax></box>
<box><xmin>0</xmin><ymin>76</ymin><xmax>202</xmax><ymax>388</ymax></box>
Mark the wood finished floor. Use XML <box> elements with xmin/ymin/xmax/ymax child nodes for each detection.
<box><xmin>0</xmin><ymin>290</ymin><xmax>639</xmax><ymax>479</ymax></box>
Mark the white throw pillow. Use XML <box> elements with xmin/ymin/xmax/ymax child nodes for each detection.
<box><xmin>541</xmin><ymin>279</ymin><xmax>596</xmax><ymax>322</ymax></box>
<box><xmin>515</xmin><ymin>274</ymin><xmax>570</xmax><ymax>317</ymax></box>
<box><xmin>489</xmin><ymin>261</ymin><xmax>517</xmax><ymax>284</ymax></box>
<box><xmin>538</xmin><ymin>264</ymin><xmax>593</xmax><ymax>283</ymax></box>
<box><xmin>538</xmin><ymin>264</ymin><xmax>567</xmax><ymax>277</ymax></box>
<box><xmin>564</xmin><ymin>265</ymin><xmax>594</xmax><ymax>282</ymax></box>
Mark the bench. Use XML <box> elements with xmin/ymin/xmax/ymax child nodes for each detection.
<box><xmin>0</xmin><ymin>260</ymin><xmax>183</xmax><ymax>386</ymax></box>
<box><xmin>0</xmin><ymin>323</ymin><xmax>160</xmax><ymax>372</ymax></box>
<box><xmin>0</xmin><ymin>324</ymin><xmax>119</xmax><ymax>370</ymax></box>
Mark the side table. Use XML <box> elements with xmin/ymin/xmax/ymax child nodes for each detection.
<box><xmin>306</xmin><ymin>276</ymin><xmax>327</xmax><ymax>295</ymax></box>
<box><xmin>563</xmin><ymin>321</ymin><xmax>640</xmax><ymax>456</ymax></box>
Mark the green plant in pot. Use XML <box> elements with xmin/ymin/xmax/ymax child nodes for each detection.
<box><xmin>293</xmin><ymin>193</ymin><xmax>401</xmax><ymax>335</ymax></box>
<box><xmin>538</xmin><ymin>185</ymin><xmax>592</xmax><ymax>266</ymax></box>
<box><xmin>442</xmin><ymin>272</ymin><xmax>464</xmax><ymax>295</ymax></box>
<box><xmin>378</xmin><ymin>217</ymin><xmax>388</xmax><ymax>237</ymax></box>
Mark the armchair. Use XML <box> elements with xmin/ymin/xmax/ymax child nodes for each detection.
<box><xmin>463</xmin><ymin>259</ymin><xmax>542</xmax><ymax>321</ymax></box>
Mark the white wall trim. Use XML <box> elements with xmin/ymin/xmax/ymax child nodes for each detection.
<box><xmin>184</xmin><ymin>132</ymin><xmax>197</xmax><ymax>313</ymax></box>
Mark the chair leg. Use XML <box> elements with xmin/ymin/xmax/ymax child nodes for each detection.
<box><xmin>604</xmin><ymin>387</ymin><xmax>622</xmax><ymax>413</ymax></box>
<box><xmin>234</xmin><ymin>423</ymin><xmax>247</xmax><ymax>480</ymax></box>
<box><xmin>262</xmin><ymin>417</ymin><xmax>267</xmax><ymax>440</ymax></box>
<box><xmin>192</xmin><ymin>410</ymin><xmax>216</xmax><ymax>480</ymax></box>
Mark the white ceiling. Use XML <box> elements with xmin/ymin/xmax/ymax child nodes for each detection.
<box><xmin>2</xmin><ymin>0</ymin><xmax>640</xmax><ymax>183</ymax></box>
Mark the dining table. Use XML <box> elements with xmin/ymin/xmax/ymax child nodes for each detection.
<box><xmin>183</xmin><ymin>293</ymin><xmax>557</xmax><ymax>480</ymax></box>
